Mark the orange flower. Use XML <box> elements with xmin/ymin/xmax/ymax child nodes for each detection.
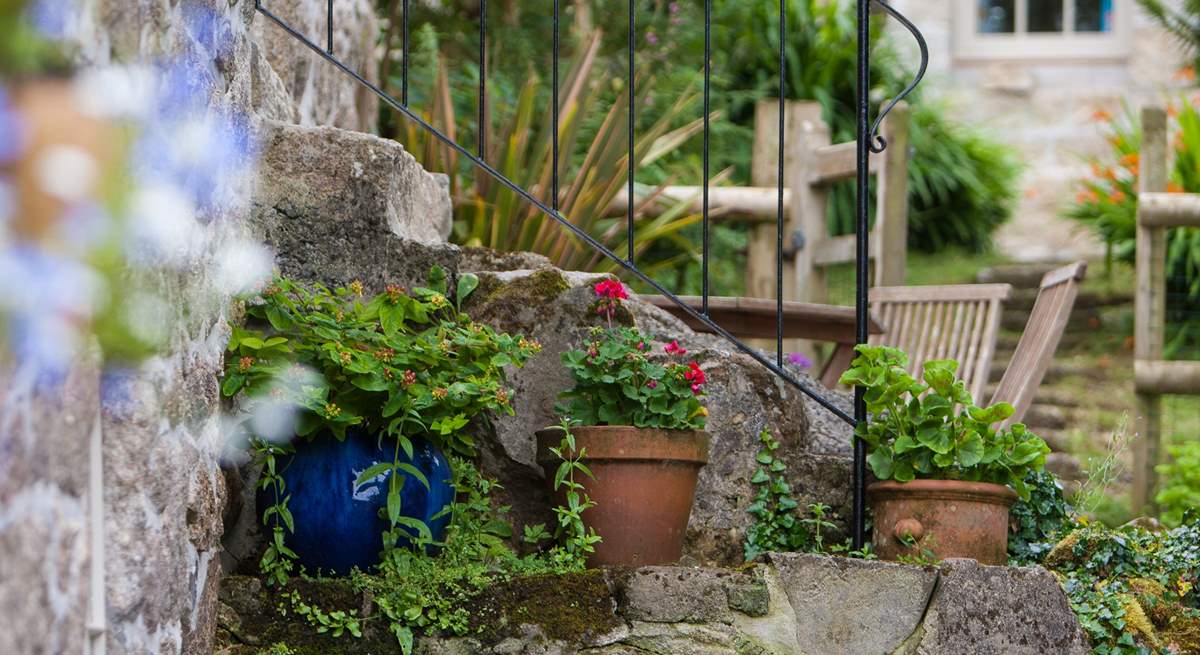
<box><xmin>1109</xmin><ymin>190</ymin><xmax>1127</xmax><ymax>203</ymax></box>
<box><xmin>1101</xmin><ymin>167</ymin><xmax>1118</xmax><ymax>181</ymax></box>
<box><xmin>1168</xmin><ymin>181</ymin><xmax>1186</xmax><ymax>193</ymax></box>
<box><xmin>1168</xmin><ymin>104</ymin><xmax>1180</xmax><ymax>118</ymax></box>
<box><xmin>1175</xmin><ymin>66</ymin><xmax>1197</xmax><ymax>82</ymax></box>
<box><xmin>1091</xmin><ymin>108</ymin><xmax>1114</xmax><ymax>122</ymax></box>
<box><xmin>1076</xmin><ymin>189</ymin><xmax>1099</xmax><ymax>204</ymax></box>
<box><xmin>1119</xmin><ymin>153</ymin><xmax>1140</xmax><ymax>170</ymax></box>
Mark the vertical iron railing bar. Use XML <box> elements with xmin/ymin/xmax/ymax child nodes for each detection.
<box><xmin>701</xmin><ymin>0</ymin><xmax>711</xmax><ymax>316</ymax></box>
<box><xmin>402</xmin><ymin>0</ymin><xmax>409</xmax><ymax>106</ymax></box>
<box><xmin>627</xmin><ymin>0</ymin><xmax>636</xmax><ymax>264</ymax></box>
<box><xmin>775</xmin><ymin>0</ymin><xmax>785</xmax><ymax>368</ymax></box>
<box><xmin>478</xmin><ymin>0</ymin><xmax>487</xmax><ymax>157</ymax></box>
<box><xmin>252</xmin><ymin>2</ymin><xmax>857</xmax><ymax>426</ymax></box>
<box><xmin>852</xmin><ymin>0</ymin><xmax>871</xmax><ymax>550</ymax></box>
<box><xmin>326</xmin><ymin>0</ymin><xmax>334</xmax><ymax>54</ymax></box>
<box><xmin>552</xmin><ymin>0</ymin><xmax>560</xmax><ymax>213</ymax></box>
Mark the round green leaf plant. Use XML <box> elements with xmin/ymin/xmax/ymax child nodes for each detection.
<box><xmin>837</xmin><ymin>344</ymin><xmax>1050</xmax><ymax>500</ymax></box>
<box><xmin>555</xmin><ymin>279</ymin><xmax>708</xmax><ymax>431</ymax></box>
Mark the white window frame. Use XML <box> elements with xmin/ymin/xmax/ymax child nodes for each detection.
<box><xmin>953</xmin><ymin>0</ymin><xmax>1132</xmax><ymax>62</ymax></box>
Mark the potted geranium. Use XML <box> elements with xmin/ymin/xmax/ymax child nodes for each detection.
<box><xmin>839</xmin><ymin>345</ymin><xmax>1050</xmax><ymax>565</ymax></box>
<box><xmin>535</xmin><ymin>278</ymin><xmax>709</xmax><ymax>566</ymax></box>
<box><xmin>223</xmin><ymin>269</ymin><xmax>540</xmax><ymax>580</ymax></box>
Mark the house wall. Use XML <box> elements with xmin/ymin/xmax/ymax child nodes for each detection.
<box><xmin>887</xmin><ymin>0</ymin><xmax>1191</xmax><ymax>261</ymax></box>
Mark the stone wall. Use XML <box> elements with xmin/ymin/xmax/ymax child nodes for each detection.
<box><xmin>886</xmin><ymin>0</ymin><xmax>1190</xmax><ymax>262</ymax></box>
<box><xmin>213</xmin><ymin>554</ymin><xmax>1090</xmax><ymax>655</ymax></box>
<box><xmin>0</xmin><ymin>1</ymin><xmax>416</xmax><ymax>654</ymax></box>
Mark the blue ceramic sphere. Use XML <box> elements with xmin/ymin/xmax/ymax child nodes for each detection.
<box><xmin>258</xmin><ymin>431</ymin><xmax>454</xmax><ymax>575</ymax></box>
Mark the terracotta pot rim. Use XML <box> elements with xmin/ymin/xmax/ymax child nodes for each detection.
<box><xmin>535</xmin><ymin>425</ymin><xmax>709</xmax><ymax>465</ymax></box>
<box><xmin>867</xmin><ymin>479</ymin><xmax>1018</xmax><ymax>507</ymax></box>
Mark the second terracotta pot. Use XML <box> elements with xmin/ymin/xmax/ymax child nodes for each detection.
<box><xmin>868</xmin><ymin>479</ymin><xmax>1017</xmax><ymax>565</ymax></box>
<box><xmin>535</xmin><ymin>425</ymin><xmax>709</xmax><ymax>567</ymax></box>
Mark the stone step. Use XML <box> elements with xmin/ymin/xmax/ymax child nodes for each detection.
<box><xmin>1003</xmin><ymin>288</ymin><xmax>1132</xmax><ymax>313</ymax></box>
<box><xmin>1037</xmin><ymin>429</ymin><xmax>1072</xmax><ymax>453</ymax></box>
<box><xmin>981</xmin><ymin>383</ymin><xmax>1082</xmax><ymax>409</ymax></box>
<box><xmin>1021</xmin><ymin>404</ymin><xmax>1069</xmax><ymax>431</ymax></box>
<box><xmin>976</xmin><ymin>264</ymin><xmax>1061</xmax><ymax>289</ymax></box>
<box><xmin>988</xmin><ymin>358</ymin><xmax>1106</xmax><ymax>385</ymax></box>
<box><xmin>1046</xmin><ymin>451</ymin><xmax>1086</xmax><ymax>483</ymax></box>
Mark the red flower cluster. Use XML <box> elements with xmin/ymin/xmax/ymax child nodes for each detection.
<box><xmin>684</xmin><ymin>361</ymin><xmax>705</xmax><ymax>394</ymax></box>
<box><xmin>664</xmin><ymin>340</ymin><xmax>686</xmax><ymax>356</ymax></box>
<box><xmin>594</xmin><ymin>279</ymin><xmax>629</xmax><ymax>299</ymax></box>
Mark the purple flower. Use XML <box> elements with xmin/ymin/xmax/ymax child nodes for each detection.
<box><xmin>646</xmin><ymin>31</ymin><xmax>659</xmax><ymax>45</ymax></box>
<box><xmin>787</xmin><ymin>352</ymin><xmax>813</xmax><ymax>369</ymax></box>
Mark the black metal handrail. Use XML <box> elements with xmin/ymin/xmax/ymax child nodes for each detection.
<box><xmin>254</xmin><ymin>0</ymin><xmax>928</xmax><ymax>547</ymax></box>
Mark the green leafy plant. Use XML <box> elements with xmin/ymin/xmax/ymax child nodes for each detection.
<box><xmin>1064</xmin><ymin>100</ymin><xmax>1200</xmax><ymax>358</ymax></box>
<box><xmin>1156</xmin><ymin>439</ymin><xmax>1200</xmax><ymax>527</ymax></box>
<box><xmin>224</xmin><ymin>270</ymin><xmax>541</xmax><ymax>581</ymax></box>
<box><xmin>1042</xmin><ymin>517</ymin><xmax>1200</xmax><ymax>654</ymax></box>
<box><xmin>896</xmin><ymin>533</ymin><xmax>940</xmax><ymax>567</ymax></box>
<box><xmin>1137</xmin><ymin>0</ymin><xmax>1200</xmax><ymax>72</ymax></box>
<box><xmin>351</xmin><ymin>459</ymin><xmax>593</xmax><ymax>655</ymax></box>
<box><xmin>1008</xmin><ymin>469</ymin><xmax>1073</xmax><ymax>565</ymax></box>
<box><xmin>282</xmin><ymin>589</ymin><xmax>364</xmax><ymax>638</ymax></box>
<box><xmin>544</xmin><ymin>419</ymin><xmax>603</xmax><ymax>566</ymax></box>
<box><xmin>838</xmin><ymin>345</ymin><xmax>1050</xmax><ymax>500</ymax></box>
<box><xmin>556</xmin><ymin>279</ymin><xmax>708</xmax><ymax>430</ymax></box>
<box><xmin>744</xmin><ymin>428</ymin><xmax>838</xmax><ymax>561</ymax></box>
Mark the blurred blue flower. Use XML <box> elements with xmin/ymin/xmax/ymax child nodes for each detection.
<box><xmin>29</xmin><ymin>0</ymin><xmax>74</xmax><ymax>40</ymax></box>
<box><xmin>0</xmin><ymin>244</ymin><xmax>99</xmax><ymax>383</ymax></box>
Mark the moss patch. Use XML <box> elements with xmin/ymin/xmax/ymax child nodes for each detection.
<box><xmin>217</xmin><ymin>576</ymin><xmax>395</xmax><ymax>655</ymax></box>
<box><xmin>466</xmin><ymin>570</ymin><xmax>622</xmax><ymax>644</ymax></box>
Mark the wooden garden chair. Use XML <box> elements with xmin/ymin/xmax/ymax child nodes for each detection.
<box><xmin>989</xmin><ymin>261</ymin><xmax>1087</xmax><ymax>428</ymax></box>
<box><xmin>818</xmin><ymin>282</ymin><xmax>1013</xmax><ymax>400</ymax></box>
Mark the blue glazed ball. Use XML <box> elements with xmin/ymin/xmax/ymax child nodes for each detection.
<box><xmin>258</xmin><ymin>430</ymin><xmax>454</xmax><ymax>575</ymax></box>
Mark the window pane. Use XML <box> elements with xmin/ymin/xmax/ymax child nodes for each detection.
<box><xmin>978</xmin><ymin>0</ymin><xmax>1015</xmax><ymax>33</ymax></box>
<box><xmin>1075</xmin><ymin>0</ymin><xmax>1113</xmax><ymax>32</ymax></box>
<box><xmin>1028</xmin><ymin>0</ymin><xmax>1064</xmax><ymax>32</ymax></box>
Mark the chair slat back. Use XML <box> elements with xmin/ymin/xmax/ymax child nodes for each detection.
<box><xmin>990</xmin><ymin>261</ymin><xmax>1087</xmax><ymax>428</ymax></box>
<box><xmin>869</xmin><ymin>283</ymin><xmax>1012</xmax><ymax>401</ymax></box>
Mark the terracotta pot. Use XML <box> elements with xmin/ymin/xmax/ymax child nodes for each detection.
<box><xmin>867</xmin><ymin>479</ymin><xmax>1017</xmax><ymax>565</ymax></box>
<box><xmin>535</xmin><ymin>425</ymin><xmax>709</xmax><ymax>567</ymax></box>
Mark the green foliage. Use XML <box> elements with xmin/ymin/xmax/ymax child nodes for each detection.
<box><xmin>543</xmin><ymin>419</ymin><xmax>603</xmax><ymax>565</ymax></box>
<box><xmin>255</xmin><ymin>643</ymin><xmax>297</xmax><ymax>655</ymax></box>
<box><xmin>350</xmin><ymin>459</ymin><xmax>591</xmax><ymax>655</ymax></box>
<box><xmin>838</xmin><ymin>345</ymin><xmax>1050</xmax><ymax>499</ymax></box>
<box><xmin>744</xmin><ymin>428</ymin><xmax>837</xmax><ymax>561</ymax></box>
<box><xmin>1043</xmin><ymin>518</ymin><xmax>1200</xmax><ymax>654</ymax></box>
<box><xmin>1156</xmin><ymin>440</ymin><xmax>1200</xmax><ymax>527</ymax></box>
<box><xmin>383</xmin><ymin>25</ymin><xmax>706</xmax><ymax>278</ymax></box>
<box><xmin>225</xmin><ymin>271</ymin><xmax>540</xmax><ymax>582</ymax></box>
<box><xmin>254</xmin><ymin>440</ymin><xmax>298</xmax><ymax>587</ymax></box>
<box><xmin>709</xmin><ymin>0</ymin><xmax>1020</xmax><ymax>253</ymax></box>
<box><xmin>0</xmin><ymin>0</ymin><xmax>67</xmax><ymax>76</ymax></box>
<box><xmin>1063</xmin><ymin>101</ymin><xmax>1200</xmax><ymax>358</ymax></box>
<box><xmin>1008</xmin><ymin>470</ymin><xmax>1073</xmax><ymax>565</ymax></box>
<box><xmin>281</xmin><ymin>590</ymin><xmax>363</xmax><ymax>638</ymax></box>
<box><xmin>557</xmin><ymin>326</ymin><xmax>708</xmax><ymax>430</ymax></box>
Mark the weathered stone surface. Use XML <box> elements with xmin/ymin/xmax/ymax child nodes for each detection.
<box><xmin>460</xmin><ymin>246</ymin><xmax>555</xmax><ymax>273</ymax></box>
<box><xmin>616</xmin><ymin>567</ymin><xmax>760</xmax><ymax>624</ymax></box>
<box><xmin>768</xmin><ymin>552</ymin><xmax>939</xmax><ymax>655</ymax></box>
<box><xmin>459</xmin><ymin>267</ymin><xmax>855</xmax><ymax>564</ymax></box>
<box><xmin>913</xmin><ymin>558</ymin><xmax>1089</xmax><ymax>655</ymax></box>
<box><xmin>0</xmin><ymin>358</ymin><xmax>99</xmax><ymax>655</ymax></box>
<box><xmin>216</xmin><ymin>557</ymin><xmax>1089</xmax><ymax>655</ymax></box>
<box><xmin>252</xmin><ymin>120</ymin><xmax>457</xmax><ymax>291</ymax></box>
<box><xmin>250</xmin><ymin>0</ymin><xmax>381</xmax><ymax>132</ymax></box>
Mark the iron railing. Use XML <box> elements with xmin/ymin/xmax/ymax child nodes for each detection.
<box><xmin>255</xmin><ymin>0</ymin><xmax>928</xmax><ymax>547</ymax></box>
